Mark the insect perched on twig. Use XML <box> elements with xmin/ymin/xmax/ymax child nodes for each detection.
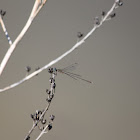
<box><xmin>48</xmin><ymin>63</ymin><xmax>93</xmax><ymax>84</ymax></box>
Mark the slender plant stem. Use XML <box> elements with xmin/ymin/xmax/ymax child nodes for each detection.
<box><xmin>24</xmin><ymin>71</ymin><xmax>56</xmax><ymax>139</ymax></box>
<box><xmin>0</xmin><ymin>16</ymin><xmax>12</xmax><ymax>45</ymax></box>
<box><xmin>0</xmin><ymin>1</ymin><xmax>121</xmax><ymax>93</ymax></box>
<box><xmin>0</xmin><ymin>0</ymin><xmax>48</xmax><ymax>76</ymax></box>
<box><xmin>24</xmin><ymin>103</ymin><xmax>51</xmax><ymax>140</ymax></box>
<box><xmin>35</xmin><ymin>125</ymin><xmax>49</xmax><ymax>140</ymax></box>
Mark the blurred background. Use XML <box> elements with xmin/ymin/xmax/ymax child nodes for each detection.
<box><xmin>0</xmin><ymin>0</ymin><xmax>139</xmax><ymax>140</ymax></box>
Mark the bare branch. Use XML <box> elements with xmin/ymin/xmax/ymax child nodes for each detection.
<box><xmin>24</xmin><ymin>68</ymin><xmax>56</xmax><ymax>140</ymax></box>
<box><xmin>24</xmin><ymin>103</ymin><xmax>51</xmax><ymax>140</ymax></box>
<box><xmin>0</xmin><ymin>0</ymin><xmax>123</xmax><ymax>93</ymax></box>
<box><xmin>0</xmin><ymin>13</ymin><xmax>12</xmax><ymax>45</ymax></box>
<box><xmin>0</xmin><ymin>0</ymin><xmax>48</xmax><ymax>76</ymax></box>
<box><xmin>35</xmin><ymin>125</ymin><xmax>49</xmax><ymax>140</ymax></box>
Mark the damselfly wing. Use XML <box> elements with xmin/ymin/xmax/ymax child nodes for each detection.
<box><xmin>52</xmin><ymin>63</ymin><xmax>92</xmax><ymax>84</ymax></box>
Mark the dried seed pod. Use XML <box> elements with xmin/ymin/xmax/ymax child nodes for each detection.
<box><xmin>35</xmin><ymin>67</ymin><xmax>40</xmax><ymax>76</ymax></box>
<box><xmin>77</xmin><ymin>32</ymin><xmax>84</xmax><ymax>38</ymax></box>
<box><xmin>31</xmin><ymin>114</ymin><xmax>35</xmax><ymax>120</ymax></box>
<box><xmin>94</xmin><ymin>17</ymin><xmax>100</xmax><ymax>25</ymax></box>
<box><xmin>0</xmin><ymin>10</ymin><xmax>6</xmax><ymax>18</ymax></box>
<box><xmin>116</xmin><ymin>0</ymin><xmax>123</xmax><ymax>6</ymax></box>
<box><xmin>46</xmin><ymin>97</ymin><xmax>52</xmax><ymax>103</ymax></box>
<box><xmin>2</xmin><ymin>11</ymin><xmax>6</xmax><ymax>16</ymax></box>
<box><xmin>46</xmin><ymin>89</ymin><xmax>51</xmax><ymax>95</ymax></box>
<box><xmin>118</xmin><ymin>1</ymin><xmax>123</xmax><ymax>6</ymax></box>
<box><xmin>26</xmin><ymin>66</ymin><xmax>31</xmax><ymax>72</ymax></box>
<box><xmin>53</xmin><ymin>83</ymin><xmax>56</xmax><ymax>89</ymax></box>
<box><xmin>50</xmin><ymin>115</ymin><xmax>55</xmax><ymax>121</ymax></box>
<box><xmin>49</xmin><ymin>94</ymin><xmax>54</xmax><ymax>100</ymax></box>
<box><xmin>49</xmin><ymin>77</ymin><xmax>54</xmax><ymax>83</ymax></box>
<box><xmin>110</xmin><ymin>13</ymin><xmax>116</xmax><ymax>18</ymax></box>
<box><xmin>101</xmin><ymin>11</ymin><xmax>106</xmax><ymax>17</ymax></box>
<box><xmin>36</xmin><ymin>110</ymin><xmax>39</xmax><ymax>114</ymax></box>
<box><xmin>48</xmin><ymin>123</ymin><xmax>52</xmax><ymax>130</ymax></box>
<box><xmin>25</xmin><ymin>136</ymin><xmax>30</xmax><ymax>140</ymax></box>
<box><xmin>41</xmin><ymin>119</ymin><xmax>46</xmax><ymax>124</ymax></box>
<box><xmin>35</xmin><ymin>67</ymin><xmax>40</xmax><ymax>71</ymax></box>
<box><xmin>37</xmin><ymin>110</ymin><xmax>42</xmax><ymax>115</ymax></box>
<box><xmin>48</xmin><ymin>68</ymin><xmax>53</xmax><ymax>74</ymax></box>
<box><xmin>35</xmin><ymin>114</ymin><xmax>39</xmax><ymax>120</ymax></box>
<box><xmin>38</xmin><ymin>126</ymin><xmax>44</xmax><ymax>131</ymax></box>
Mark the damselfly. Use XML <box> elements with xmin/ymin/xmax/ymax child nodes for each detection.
<box><xmin>48</xmin><ymin>63</ymin><xmax>92</xmax><ymax>84</ymax></box>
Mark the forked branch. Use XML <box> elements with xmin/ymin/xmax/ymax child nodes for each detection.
<box><xmin>0</xmin><ymin>0</ymin><xmax>48</xmax><ymax>76</ymax></box>
<box><xmin>0</xmin><ymin>0</ymin><xmax>123</xmax><ymax>93</ymax></box>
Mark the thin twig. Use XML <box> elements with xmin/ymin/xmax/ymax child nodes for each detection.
<box><xmin>24</xmin><ymin>103</ymin><xmax>51</xmax><ymax>140</ymax></box>
<box><xmin>24</xmin><ymin>70</ymin><xmax>56</xmax><ymax>139</ymax></box>
<box><xmin>0</xmin><ymin>0</ymin><xmax>48</xmax><ymax>76</ymax></box>
<box><xmin>0</xmin><ymin>0</ymin><xmax>122</xmax><ymax>93</ymax></box>
<box><xmin>0</xmin><ymin>15</ymin><xmax>12</xmax><ymax>45</ymax></box>
<box><xmin>35</xmin><ymin>125</ymin><xmax>49</xmax><ymax>140</ymax></box>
